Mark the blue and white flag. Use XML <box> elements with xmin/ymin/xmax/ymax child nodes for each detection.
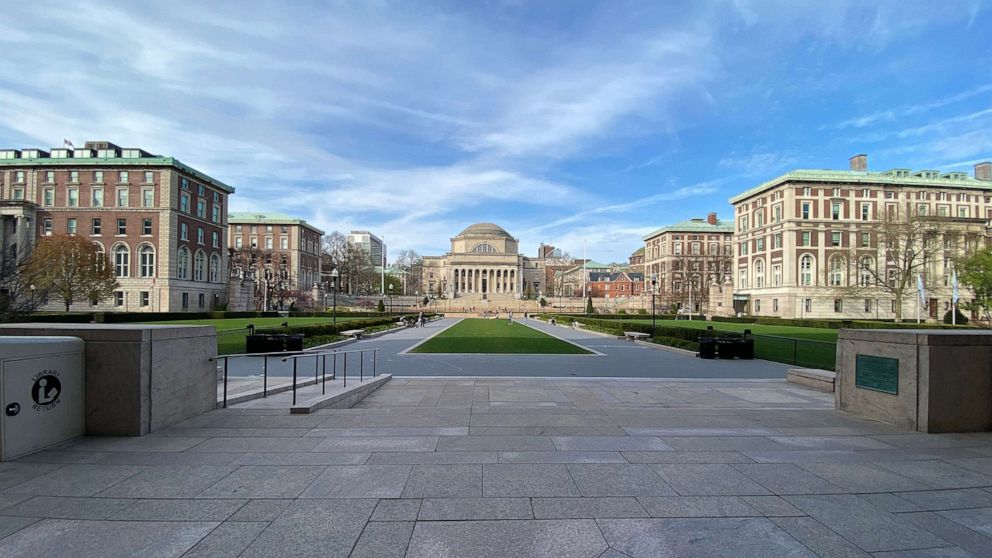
<box><xmin>952</xmin><ymin>268</ymin><xmax>959</xmax><ymax>304</ymax></box>
<box><xmin>917</xmin><ymin>273</ymin><xmax>927</xmax><ymax>307</ymax></box>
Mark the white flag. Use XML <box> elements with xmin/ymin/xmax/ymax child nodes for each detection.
<box><xmin>952</xmin><ymin>269</ymin><xmax>959</xmax><ymax>304</ymax></box>
<box><xmin>63</xmin><ymin>138</ymin><xmax>74</xmax><ymax>149</ymax></box>
<box><xmin>917</xmin><ymin>273</ymin><xmax>928</xmax><ymax>307</ymax></box>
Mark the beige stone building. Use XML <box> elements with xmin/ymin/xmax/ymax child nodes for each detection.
<box><xmin>642</xmin><ymin>212</ymin><xmax>734</xmax><ymax>313</ymax></box>
<box><xmin>421</xmin><ymin>223</ymin><xmax>545</xmax><ymax>300</ymax></box>
<box><xmin>729</xmin><ymin>155</ymin><xmax>992</xmax><ymax>320</ymax></box>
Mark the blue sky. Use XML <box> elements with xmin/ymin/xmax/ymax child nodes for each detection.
<box><xmin>1</xmin><ymin>1</ymin><xmax>990</xmax><ymax>263</ymax></box>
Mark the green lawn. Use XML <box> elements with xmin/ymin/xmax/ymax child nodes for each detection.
<box><xmin>145</xmin><ymin>316</ymin><xmax>368</xmax><ymax>355</ymax></box>
<box><xmin>623</xmin><ymin>319</ymin><xmax>837</xmax><ymax>369</ymax></box>
<box><xmin>413</xmin><ymin>318</ymin><xmax>592</xmax><ymax>354</ymax></box>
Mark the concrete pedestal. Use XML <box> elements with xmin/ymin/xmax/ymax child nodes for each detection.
<box><xmin>0</xmin><ymin>323</ymin><xmax>217</xmax><ymax>436</ymax></box>
<box><xmin>836</xmin><ymin>329</ymin><xmax>992</xmax><ymax>433</ymax></box>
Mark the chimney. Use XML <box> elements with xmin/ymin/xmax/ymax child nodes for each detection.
<box><xmin>849</xmin><ymin>154</ymin><xmax>868</xmax><ymax>172</ymax></box>
<box><xmin>976</xmin><ymin>161</ymin><xmax>992</xmax><ymax>181</ymax></box>
<box><xmin>707</xmin><ymin>212</ymin><xmax>718</xmax><ymax>225</ymax></box>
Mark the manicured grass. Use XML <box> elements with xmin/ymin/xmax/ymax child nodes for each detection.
<box><xmin>413</xmin><ymin>318</ymin><xmax>592</xmax><ymax>354</ymax></box>
<box><xmin>623</xmin><ymin>319</ymin><xmax>836</xmax><ymax>369</ymax></box>
<box><xmin>144</xmin><ymin>316</ymin><xmax>368</xmax><ymax>355</ymax></box>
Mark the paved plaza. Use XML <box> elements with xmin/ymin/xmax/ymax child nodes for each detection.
<box><xmin>2</xmin><ymin>374</ymin><xmax>992</xmax><ymax>557</ymax></box>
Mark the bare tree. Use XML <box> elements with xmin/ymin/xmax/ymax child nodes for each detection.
<box><xmin>228</xmin><ymin>247</ymin><xmax>296</xmax><ymax>310</ymax></box>
<box><xmin>664</xmin><ymin>244</ymin><xmax>732</xmax><ymax>312</ymax></box>
<box><xmin>838</xmin><ymin>207</ymin><xmax>944</xmax><ymax>322</ymax></box>
<box><xmin>20</xmin><ymin>235</ymin><xmax>118</xmax><ymax>312</ymax></box>
<box><xmin>393</xmin><ymin>249</ymin><xmax>423</xmax><ymax>295</ymax></box>
<box><xmin>0</xmin><ymin>252</ymin><xmax>45</xmax><ymax>321</ymax></box>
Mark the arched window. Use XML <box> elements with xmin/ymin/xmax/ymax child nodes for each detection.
<box><xmin>139</xmin><ymin>245</ymin><xmax>155</xmax><ymax>278</ymax></box>
<box><xmin>209</xmin><ymin>253</ymin><xmax>220</xmax><ymax>282</ymax></box>
<box><xmin>859</xmin><ymin>256</ymin><xmax>875</xmax><ymax>287</ymax></box>
<box><xmin>754</xmin><ymin>259</ymin><xmax>765</xmax><ymax>288</ymax></box>
<box><xmin>177</xmin><ymin>247</ymin><xmax>190</xmax><ymax>279</ymax></box>
<box><xmin>113</xmin><ymin>244</ymin><xmax>130</xmax><ymax>277</ymax></box>
<box><xmin>194</xmin><ymin>251</ymin><xmax>206</xmax><ymax>281</ymax></box>
<box><xmin>800</xmin><ymin>254</ymin><xmax>814</xmax><ymax>286</ymax></box>
<box><xmin>829</xmin><ymin>255</ymin><xmax>845</xmax><ymax>286</ymax></box>
<box><xmin>472</xmin><ymin>243</ymin><xmax>496</xmax><ymax>253</ymax></box>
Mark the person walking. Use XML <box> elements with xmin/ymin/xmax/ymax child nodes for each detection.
<box><xmin>508</xmin><ymin>311</ymin><xmax>513</xmax><ymax>325</ymax></box>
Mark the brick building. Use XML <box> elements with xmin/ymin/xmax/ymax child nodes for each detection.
<box><xmin>0</xmin><ymin>141</ymin><xmax>234</xmax><ymax>311</ymax></box>
<box><xmin>227</xmin><ymin>213</ymin><xmax>324</xmax><ymax>294</ymax></box>
<box><xmin>642</xmin><ymin>212</ymin><xmax>733</xmax><ymax>312</ymax></box>
<box><xmin>587</xmin><ymin>271</ymin><xmax>644</xmax><ymax>299</ymax></box>
<box><xmin>729</xmin><ymin>155</ymin><xmax>992</xmax><ymax>319</ymax></box>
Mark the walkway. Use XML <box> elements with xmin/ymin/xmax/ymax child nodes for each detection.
<box><xmin>362</xmin><ymin>317</ymin><xmax>791</xmax><ymax>378</ymax></box>
<box><xmin>2</xmin><ymin>378</ymin><xmax>991</xmax><ymax>556</ymax></box>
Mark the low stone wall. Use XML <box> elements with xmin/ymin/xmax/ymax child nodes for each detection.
<box><xmin>0</xmin><ymin>323</ymin><xmax>217</xmax><ymax>436</ymax></box>
<box><xmin>786</xmin><ymin>368</ymin><xmax>835</xmax><ymax>393</ymax></box>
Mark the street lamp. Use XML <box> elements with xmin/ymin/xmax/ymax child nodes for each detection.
<box><xmin>650</xmin><ymin>274</ymin><xmax>658</xmax><ymax>337</ymax></box>
<box><xmin>388</xmin><ymin>283</ymin><xmax>394</xmax><ymax>314</ymax></box>
<box><xmin>330</xmin><ymin>268</ymin><xmax>339</xmax><ymax>326</ymax></box>
<box><xmin>586</xmin><ymin>286</ymin><xmax>591</xmax><ymax>317</ymax></box>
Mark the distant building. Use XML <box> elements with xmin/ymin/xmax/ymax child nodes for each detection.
<box><xmin>348</xmin><ymin>230</ymin><xmax>385</xmax><ymax>269</ymax></box>
<box><xmin>628</xmin><ymin>247</ymin><xmax>645</xmax><ymax>275</ymax></box>
<box><xmin>0</xmin><ymin>140</ymin><xmax>234</xmax><ymax>311</ymax></box>
<box><xmin>729</xmin><ymin>155</ymin><xmax>992</xmax><ymax>319</ymax></box>
<box><xmin>560</xmin><ymin>260</ymin><xmax>611</xmax><ymax>297</ymax></box>
<box><xmin>227</xmin><ymin>212</ymin><xmax>324</xmax><ymax>292</ymax></box>
<box><xmin>587</xmin><ymin>271</ymin><xmax>644</xmax><ymax>299</ymax></box>
<box><xmin>642</xmin><ymin>212</ymin><xmax>734</xmax><ymax>313</ymax></box>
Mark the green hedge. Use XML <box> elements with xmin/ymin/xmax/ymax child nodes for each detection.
<box><xmin>711</xmin><ymin>316</ymin><xmax>758</xmax><ymax>324</ymax></box>
<box><xmin>753</xmin><ymin>317</ymin><xmax>970</xmax><ymax>330</ymax></box>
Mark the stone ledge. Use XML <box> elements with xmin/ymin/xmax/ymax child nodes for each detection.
<box><xmin>290</xmin><ymin>374</ymin><xmax>392</xmax><ymax>414</ymax></box>
<box><xmin>786</xmin><ymin>368</ymin><xmax>836</xmax><ymax>393</ymax></box>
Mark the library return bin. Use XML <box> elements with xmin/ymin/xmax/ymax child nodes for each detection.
<box><xmin>0</xmin><ymin>336</ymin><xmax>84</xmax><ymax>461</ymax></box>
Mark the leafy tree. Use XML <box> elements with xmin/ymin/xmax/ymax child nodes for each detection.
<box><xmin>422</xmin><ymin>296</ymin><xmax>429</xmax><ymax>306</ymax></box>
<box><xmin>376</xmin><ymin>299</ymin><xmax>385</xmax><ymax>313</ymax></box>
<box><xmin>20</xmin><ymin>235</ymin><xmax>117</xmax><ymax>311</ymax></box>
<box><xmin>957</xmin><ymin>245</ymin><xmax>992</xmax><ymax>327</ymax></box>
<box><xmin>538</xmin><ymin>297</ymin><xmax>547</xmax><ymax>307</ymax></box>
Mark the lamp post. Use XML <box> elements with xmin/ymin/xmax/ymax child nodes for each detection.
<box><xmin>330</xmin><ymin>268</ymin><xmax>339</xmax><ymax>326</ymax></box>
<box><xmin>650</xmin><ymin>274</ymin><xmax>657</xmax><ymax>337</ymax></box>
<box><xmin>388</xmin><ymin>283</ymin><xmax>394</xmax><ymax>314</ymax></box>
<box><xmin>586</xmin><ymin>286</ymin><xmax>591</xmax><ymax>317</ymax></box>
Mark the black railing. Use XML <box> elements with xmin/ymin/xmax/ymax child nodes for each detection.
<box><xmin>282</xmin><ymin>348</ymin><xmax>380</xmax><ymax>405</ymax></box>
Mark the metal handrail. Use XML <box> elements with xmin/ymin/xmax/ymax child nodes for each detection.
<box><xmin>213</xmin><ymin>348</ymin><xmax>335</xmax><ymax>409</ymax></box>
<box><xmin>282</xmin><ymin>348</ymin><xmax>379</xmax><ymax>405</ymax></box>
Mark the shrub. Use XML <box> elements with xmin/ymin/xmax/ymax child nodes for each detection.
<box><xmin>617</xmin><ymin>309</ymin><xmax>626</xmax><ymax>315</ymax></box>
<box><xmin>943</xmin><ymin>309</ymin><xmax>969</xmax><ymax>325</ymax></box>
<box><xmin>376</xmin><ymin>299</ymin><xmax>385</xmax><ymax>313</ymax></box>
<box><xmin>539</xmin><ymin>297</ymin><xmax>547</xmax><ymax>307</ymax></box>
<box><xmin>636</xmin><ymin>308</ymin><xmax>648</xmax><ymax>314</ymax></box>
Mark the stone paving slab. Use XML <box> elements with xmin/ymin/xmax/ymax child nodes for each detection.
<box><xmin>2</xmin><ymin>376</ymin><xmax>991</xmax><ymax>556</ymax></box>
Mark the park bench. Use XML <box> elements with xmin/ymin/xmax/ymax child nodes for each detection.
<box><xmin>623</xmin><ymin>331</ymin><xmax>650</xmax><ymax>342</ymax></box>
<box><xmin>340</xmin><ymin>329</ymin><xmax>365</xmax><ymax>339</ymax></box>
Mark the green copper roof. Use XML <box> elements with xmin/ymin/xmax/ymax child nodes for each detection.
<box><xmin>729</xmin><ymin>169</ymin><xmax>992</xmax><ymax>204</ymax></box>
<box><xmin>581</xmin><ymin>260</ymin><xmax>610</xmax><ymax>269</ymax></box>
<box><xmin>228</xmin><ymin>212</ymin><xmax>324</xmax><ymax>234</ymax></box>
<box><xmin>632</xmin><ymin>247</ymin><xmax>645</xmax><ymax>256</ymax></box>
<box><xmin>0</xmin><ymin>155</ymin><xmax>235</xmax><ymax>193</ymax></box>
<box><xmin>642</xmin><ymin>218</ymin><xmax>733</xmax><ymax>240</ymax></box>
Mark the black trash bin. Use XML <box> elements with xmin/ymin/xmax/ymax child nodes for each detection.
<box><xmin>285</xmin><ymin>334</ymin><xmax>304</xmax><ymax>352</ymax></box>
<box><xmin>698</xmin><ymin>337</ymin><xmax>716</xmax><ymax>359</ymax></box>
<box><xmin>246</xmin><ymin>334</ymin><xmax>274</xmax><ymax>353</ymax></box>
<box><xmin>716</xmin><ymin>338</ymin><xmax>737</xmax><ymax>359</ymax></box>
<box><xmin>735</xmin><ymin>337</ymin><xmax>754</xmax><ymax>359</ymax></box>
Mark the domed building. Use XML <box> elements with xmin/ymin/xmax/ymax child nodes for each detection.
<box><xmin>421</xmin><ymin>222</ymin><xmax>545</xmax><ymax>300</ymax></box>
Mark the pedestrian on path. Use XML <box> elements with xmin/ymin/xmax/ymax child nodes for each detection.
<box><xmin>508</xmin><ymin>311</ymin><xmax>513</xmax><ymax>325</ymax></box>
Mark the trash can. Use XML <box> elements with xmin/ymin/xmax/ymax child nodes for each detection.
<box><xmin>716</xmin><ymin>338</ymin><xmax>737</xmax><ymax>359</ymax></box>
<box><xmin>285</xmin><ymin>334</ymin><xmax>304</xmax><ymax>352</ymax></box>
<box><xmin>698</xmin><ymin>337</ymin><xmax>716</xmax><ymax>359</ymax></box>
<box><xmin>0</xmin><ymin>336</ymin><xmax>84</xmax><ymax>461</ymax></box>
<box><xmin>735</xmin><ymin>336</ymin><xmax>755</xmax><ymax>359</ymax></box>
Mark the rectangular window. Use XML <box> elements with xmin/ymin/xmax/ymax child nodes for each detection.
<box><xmin>755</xmin><ymin>299</ymin><xmax>761</xmax><ymax>312</ymax></box>
<box><xmin>772</xmin><ymin>265</ymin><xmax>782</xmax><ymax>286</ymax></box>
<box><xmin>831</xmin><ymin>202</ymin><xmax>841</xmax><ymax>220</ymax></box>
<box><xmin>142</xmin><ymin>218</ymin><xmax>152</xmax><ymax>235</ymax></box>
<box><xmin>142</xmin><ymin>189</ymin><xmax>153</xmax><ymax>207</ymax></box>
<box><xmin>67</xmin><ymin>188</ymin><xmax>79</xmax><ymax>207</ymax></box>
<box><xmin>118</xmin><ymin>171</ymin><xmax>128</xmax><ymax>183</ymax></box>
<box><xmin>958</xmin><ymin>206</ymin><xmax>969</xmax><ymax>218</ymax></box>
<box><xmin>281</xmin><ymin>225</ymin><xmax>289</xmax><ymax>233</ymax></box>
<box><xmin>801</xmin><ymin>202</ymin><xmax>810</xmax><ymax>220</ymax></box>
<box><xmin>91</xmin><ymin>187</ymin><xmax>103</xmax><ymax>207</ymax></box>
<box><xmin>43</xmin><ymin>188</ymin><xmax>54</xmax><ymax>206</ymax></box>
<box><xmin>180</xmin><ymin>223</ymin><xmax>189</xmax><ymax>240</ymax></box>
<box><xmin>265</xmin><ymin>237</ymin><xmax>273</xmax><ymax>249</ymax></box>
<box><xmin>92</xmin><ymin>218</ymin><xmax>102</xmax><ymax>235</ymax></box>
<box><xmin>250</xmin><ymin>236</ymin><xmax>257</xmax><ymax>248</ymax></box>
<box><xmin>140</xmin><ymin>291</ymin><xmax>149</xmax><ymax>307</ymax></box>
<box><xmin>235</xmin><ymin>225</ymin><xmax>243</xmax><ymax>234</ymax></box>
<box><xmin>93</xmin><ymin>170</ymin><xmax>104</xmax><ymax>183</ymax></box>
<box><xmin>144</xmin><ymin>171</ymin><xmax>154</xmax><ymax>183</ymax></box>
<box><xmin>197</xmin><ymin>184</ymin><xmax>205</xmax><ymax>197</ymax></box>
<box><xmin>196</xmin><ymin>199</ymin><xmax>206</xmax><ymax>218</ymax></box>
<box><xmin>802</xmin><ymin>231</ymin><xmax>811</xmax><ymax>246</ymax></box>
<box><xmin>114</xmin><ymin>291</ymin><xmax>124</xmax><ymax>307</ymax></box>
<box><xmin>181</xmin><ymin>177</ymin><xmax>189</xmax><ymax>190</ymax></box>
<box><xmin>938</xmin><ymin>205</ymin><xmax>949</xmax><ymax>217</ymax></box>
<box><xmin>804</xmin><ymin>298</ymin><xmax>812</xmax><ymax>313</ymax></box>
<box><xmin>773</xmin><ymin>205</ymin><xmax>781</xmax><ymax>222</ymax></box>
<box><xmin>756</xmin><ymin>238</ymin><xmax>764</xmax><ymax>251</ymax></box>
<box><xmin>918</xmin><ymin>203</ymin><xmax>928</xmax><ymax>216</ymax></box>
<box><xmin>198</xmin><ymin>293</ymin><xmax>205</xmax><ymax>308</ymax></box>
<box><xmin>117</xmin><ymin>188</ymin><xmax>128</xmax><ymax>207</ymax></box>
<box><xmin>861</xmin><ymin>203</ymin><xmax>870</xmax><ymax>220</ymax></box>
<box><xmin>212</xmin><ymin>231</ymin><xmax>220</xmax><ymax>248</ymax></box>
<box><xmin>861</xmin><ymin>232</ymin><xmax>870</xmax><ymax>247</ymax></box>
<box><xmin>832</xmin><ymin>188</ymin><xmax>840</xmax><ymax>197</ymax></box>
<box><xmin>43</xmin><ymin>218</ymin><xmax>52</xmax><ymax>235</ymax></box>
<box><xmin>772</xmin><ymin>299</ymin><xmax>779</xmax><ymax>312</ymax></box>
<box><xmin>12</xmin><ymin>188</ymin><xmax>23</xmax><ymax>200</ymax></box>
<box><xmin>180</xmin><ymin>193</ymin><xmax>190</xmax><ymax>213</ymax></box>
<box><xmin>802</xmin><ymin>187</ymin><xmax>811</xmax><ymax>196</ymax></box>
<box><xmin>266</xmin><ymin>225</ymin><xmax>273</xmax><ymax>233</ymax></box>
<box><xmin>45</xmin><ymin>170</ymin><xmax>55</xmax><ymax>183</ymax></box>
<box><xmin>864</xmin><ymin>299</ymin><xmax>871</xmax><ymax>313</ymax></box>
<box><xmin>773</xmin><ymin>234</ymin><xmax>782</xmax><ymax>249</ymax></box>
<box><xmin>212</xmin><ymin>191</ymin><xmax>219</xmax><ymax>203</ymax></box>
<box><xmin>69</xmin><ymin>170</ymin><xmax>78</xmax><ymax>183</ymax></box>
<box><xmin>211</xmin><ymin>206</ymin><xmax>220</xmax><ymax>223</ymax></box>
<box><xmin>834</xmin><ymin>299</ymin><xmax>843</xmax><ymax>313</ymax></box>
<box><xmin>234</xmin><ymin>237</ymin><xmax>243</xmax><ymax>249</ymax></box>
<box><xmin>14</xmin><ymin>170</ymin><xmax>25</xmax><ymax>183</ymax></box>
<box><xmin>116</xmin><ymin>218</ymin><xmax>127</xmax><ymax>235</ymax></box>
<box><xmin>67</xmin><ymin>218</ymin><xmax>77</xmax><ymax>235</ymax></box>
<box><xmin>280</xmin><ymin>237</ymin><xmax>289</xmax><ymax>250</ymax></box>
<box><xmin>182</xmin><ymin>293</ymin><xmax>189</xmax><ymax>309</ymax></box>
<box><xmin>250</xmin><ymin>225</ymin><xmax>257</xmax><ymax>233</ymax></box>
<box><xmin>197</xmin><ymin>227</ymin><xmax>205</xmax><ymax>244</ymax></box>
<box><xmin>831</xmin><ymin>232</ymin><xmax>841</xmax><ymax>246</ymax></box>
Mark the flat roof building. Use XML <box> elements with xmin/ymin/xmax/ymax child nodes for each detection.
<box><xmin>228</xmin><ymin>212</ymin><xmax>324</xmax><ymax>294</ymax></box>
